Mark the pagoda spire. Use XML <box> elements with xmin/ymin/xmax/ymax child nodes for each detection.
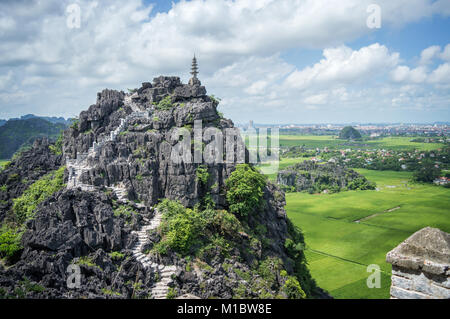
<box><xmin>189</xmin><ymin>54</ymin><xmax>201</xmax><ymax>86</ymax></box>
<box><xmin>190</xmin><ymin>55</ymin><xmax>199</xmax><ymax>79</ymax></box>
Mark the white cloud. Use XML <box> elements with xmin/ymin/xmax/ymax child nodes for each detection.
<box><xmin>428</xmin><ymin>63</ymin><xmax>450</xmax><ymax>83</ymax></box>
<box><xmin>0</xmin><ymin>70</ymin><xmax>13</xmax><ymax>90</ymax></box>
<box><xmin>420</xmin><ymin>45</ymin><xmax>441</xmax><ymax>64</ymax></box>
<box><xmin>284</xmin><ymin>44</ymin><xmax>399</xmax><ymax>90</ymax></box>
<box><xmin>440</xmin><ymin>44</ymin><xmax>450</xmax><ymax>61</ymax></box>
<box><xmin>0</xmin><ymin>0</ymin><xmax>449</xmax><ymax>122</ymax></box>
<box><xmin>391</xmin><ymin>61</ymin><xmax>450</xmax><ymax>85</ymax></box>
<box><xmin>303</xmin><ymin>93</ymin><xmax>328</xmax><ymax>105</ymax></box>
<box><xmin>391</xmin><ymin>65</ymin><xmax>427</xmax><ymax>83</ymax></box>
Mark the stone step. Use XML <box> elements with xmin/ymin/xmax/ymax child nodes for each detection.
<box><xmin>136</xmin><ymin>255</ymin><xmax>147</xmax><ymax>262</ymax></box>
<box><xmin>160</xmin><ymin>269</ymin><xmax>176</xmax><ymax>275</ymax></box>
<box><xmin>152</xmin><ymin>288</ymin><xmax>169</xmax><ymax>294</ymax></box>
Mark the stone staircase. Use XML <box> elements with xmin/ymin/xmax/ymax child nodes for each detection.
<box><xmin>66</xmin><ymin>93</ymin><xmax>177</xmax><ymax>298</ymax></box>
<box><xmin>66</xmin><ymin>93</ymin><xmax>150</xmax><ymax>193</ymax></box>
<box><xmin>131</xmin><ymin>209</ymin><xmax>178</xmax><ymax>299</ymax></box>
<box><xmin>106</xmin><ymin>182</ymin><xmax>128</xmax><ymax>204</ymax></box>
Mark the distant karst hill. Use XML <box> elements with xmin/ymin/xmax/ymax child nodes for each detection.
<box><xmin>339</xmin><ymin>126</ymin><xmax>362</xmax><ymax>140</ymax></box>
<box><xmin>0</xmin><ymin>117</ymin><xmax>67</xmax><ymax>159</ymax></box>
<box><xmin>277</xmin><ymin>160</ymin><xmax>376</xmax><ymax>193</ymax></box>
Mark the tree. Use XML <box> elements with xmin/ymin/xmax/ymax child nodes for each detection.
<box><xmin>412</xmin><ymin>162</ymin><xmax>441</xmax><ymax>183</ymax></box>
<box><xmin>225</xmin><ymin>164</ymin><xmax>266</xmax><ymax>217</ymax></box>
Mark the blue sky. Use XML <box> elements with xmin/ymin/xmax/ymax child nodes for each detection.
<box><xmin>0</xmin><ymin>0</ymin><xmax>449</xmax><ymax>124</ymax></box>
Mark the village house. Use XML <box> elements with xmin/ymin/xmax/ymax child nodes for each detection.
<box><xmin>433</xmin><ymin>177</ymin><xmax>449</xmax><ymax>185</ymax></box>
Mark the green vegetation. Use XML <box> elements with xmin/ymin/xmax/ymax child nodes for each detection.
<box><xmin>70</xmin><ymin>118</ymin><xmax>79</xmax><ymax>130</ymax></box>
<box><xmin>412</xmin><ymin>162</ymin><xmax>441</xmax><ymax>183</ymax></box>
<box><xmin>318</xmin><ymin>146</ymin><xmax>449</xmax><ymax>173</ymax></box>
<box><xmin>225</xmin><ymin>164</ymin><xmax>267</xmax><ymax>217</ymax></box>
<box><xmin>154</xmin><ymin>199</ymin><xmax>214</xmax><ymax>255</ymax></box>
<box><xmin>0</xmin><ymin>225</ymin><xmax>23</xmax><ymax>258</ymax></box>
<box><xmin>209</xmin><ymin>95</ymin><xmax>221</xmax><ymax>104</ymax></box>
<box><xmin>0</xmin><ymin>160</ymin><xmax>10</xmax><ymax>171</ymax></box>
<box><xmin>109</xmin><ymin>251</ymin><xmax>125</xmax><ymax>261</ymax></box>
<box><xmin>101</xmin><ymin>288</ymin><xmax>121</xmax><ymax>296</ymax></box>
<box><xmin>195</xmin><ymin>165</ymin><xmax>209</xmax><ymax>185</ymax></box>
<box><xmin>20</xmin><ymin>277</ymin><xmax>45</xmax><ymax>293</ymax></box>
<box><xmin>339</xmin><ymin>126</ymin><xmax>361</xmax><ymax>140</ymax></box>
<box><xmin>113</xmin><ymin>205</ymin><xmax>138</xmax><ymax>225</ymax></box>
<box><xmin>1</xmin><ymin>276</ymin><xmax>46</xmax><ymax>297</ymax></box>
<box><xmin>166</xmin><ymin>287</ymin><xmax>177</xmax><ymax>299</ymax></box>
<box><xmin>154</xmin><ymin>196</ymin><xmax>315</xmax><ymax>298</ymax></box>
<box><xmin>0</xmin><ymin>117</ymin><xmax>67</xmax><ymax>159</ymax></box>
<box><xmin>282</xmin><ymin>276</ymin><xmax>306</xmax><ymax>299</ymax></box>
<box><xmin>49</xmin><ymin>132</ymin><xmax>63</xmax><ymax>155</ymax></box>
<box><xmin>75</xmin><ymin>256</ymin><xmax>102</xmax><ymax>270</ymax></box>
<box><xmin>13</xmin><ymin>166</ymin><xmax>66</xmax><ymax>223</ymax></box>
<box><xmin>155</xmin><ymin>96</ymin><xmax>173</xmax><ymax>110</ymax></box>
<box><xmin>285</xmin><ymin>169</ymin><xmax>450</xmax><ymax>298</ymax></box>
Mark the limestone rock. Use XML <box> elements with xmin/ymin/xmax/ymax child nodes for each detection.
<box><xmin>386</xmin><ymin>227</ymin><xmax>450</xmax><ymax>276</ymax></box>
<box><xmin>386</xmin><ymin>227</ymin><xmax>450</xmax><ymax>299</ymax></box>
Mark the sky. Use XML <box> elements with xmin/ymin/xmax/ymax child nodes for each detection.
<box><xmin>0</xmin><ymin>0</ymin><xmax>449</xmax><ymax>124</ymax></box>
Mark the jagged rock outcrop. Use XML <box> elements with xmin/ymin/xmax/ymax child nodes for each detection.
<box><xmin>0</xmin><ymin>138</ymin><xmax>62</xmax><ymax>221</ymax></box>
<box><xmin>0</xmin><ymin>189</ymin><xmax>156</xmax><ymax>298</ymax></box>
<box><xmin>63</xmin><ymin>76</ymin><xmax>239</xmax><ymax>208</ymax></box>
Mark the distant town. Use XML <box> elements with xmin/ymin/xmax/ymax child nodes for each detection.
<box><xmin>237</xmin><ymin>122</ymin><xmax>450</xmax><ymax>138</ymax></box>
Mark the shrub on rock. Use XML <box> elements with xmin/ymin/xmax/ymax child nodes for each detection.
<box><xmin>225</xmin><ymin>164</ymin><xmax>267</xmax><ymax>217</ymax></box>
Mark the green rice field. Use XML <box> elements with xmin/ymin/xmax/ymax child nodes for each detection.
<box><xmin>285</xmin><ymin>169</ymin><xmax>450</xmax><ymax>298</ymax></box>
<box><xmin>278</xmin><ymin>135</ymin><xmax>445</xmax><ymax>151</ymax></box>
<box><xmin>257</xmin><ymin>134</ymin><xmax>448</xmax><ymax>298</ymax></box>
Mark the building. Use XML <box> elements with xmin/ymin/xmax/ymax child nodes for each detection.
<box><xmin>433</xmin><ymin>177</ymin><xmax>449</xmax><ymax>185</ymax></box>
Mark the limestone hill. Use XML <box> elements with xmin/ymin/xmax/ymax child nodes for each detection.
<box><xmin>0</xmin><ymin>75</ymin><xmax>327</xmax><ymax>299</ymax></box>
<box><xmin>277</xmin><ymin>160</ymin><xmax>376</xmax><ymax>193</ymax></box>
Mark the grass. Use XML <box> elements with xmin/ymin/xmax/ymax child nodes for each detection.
<box><xmin>278</xmin><ymin>135</ymin><xmax>445</xmax><ymax>151</ymax></box>
<box><xmin>285</xmin><ymin>169</ymin><xmax>450</xmax><ymax>299</ymax></box>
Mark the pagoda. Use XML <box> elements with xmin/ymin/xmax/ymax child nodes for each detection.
<box><xmin>188</xmin><ymin>55</ymin><xmax>201</xmax><ymax>86</ymax></box>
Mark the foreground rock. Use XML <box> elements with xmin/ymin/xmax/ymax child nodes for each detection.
<box><xmin>386</xmin><ymin>227</ymin><xmax>450</xmax><ymax>299</ymax></box>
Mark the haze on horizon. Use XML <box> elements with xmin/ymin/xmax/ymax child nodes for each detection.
<box><xmin>0</xmin><ymin>0</ymin><xmax>449</xmax><ymax>124</ymax></box>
